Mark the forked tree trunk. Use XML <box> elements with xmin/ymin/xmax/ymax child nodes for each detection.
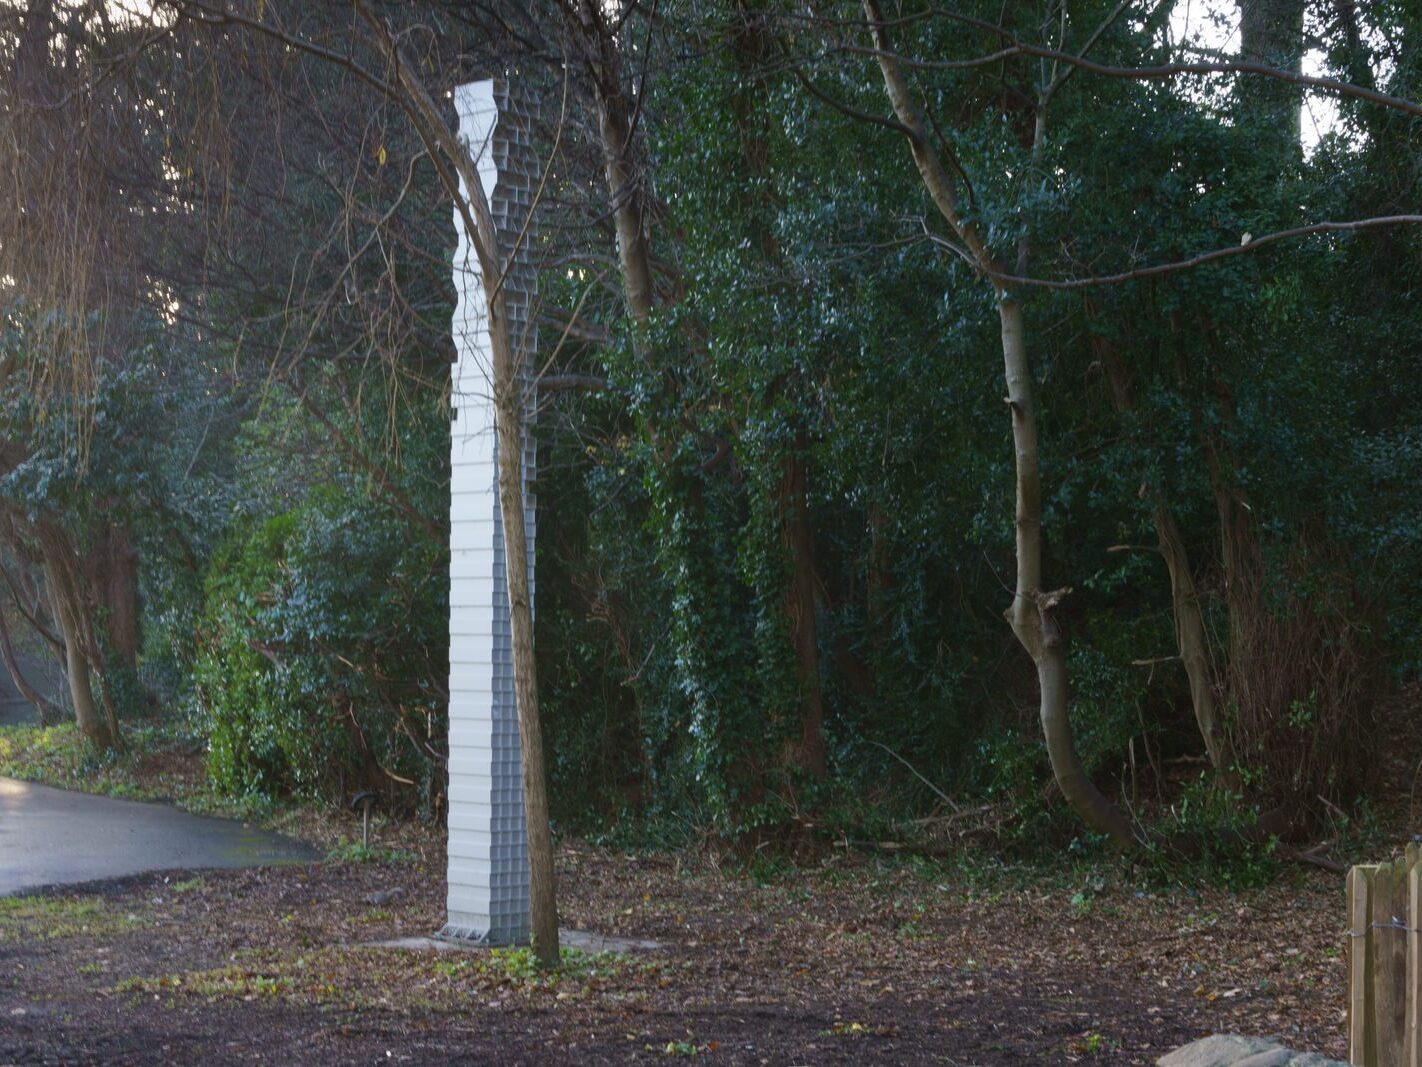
<box><xmin>864</xmin><ymin>0</ymin><xmax>1137</xmax><ymax>846</ymax></box>
<box><xmin>0</xmin><ymin>604</ymin><xmax>63</xmax><ymax>723</ymax></box>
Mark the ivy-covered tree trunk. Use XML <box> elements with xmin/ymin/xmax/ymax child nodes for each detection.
<box><xmin>1238</xmin><ymin>0</ymin><xmax>1306</xmax><ymax>156</ymax></box>
<box><xmin>732</xmin><ymin>5</ymin><xmax>828</xmax><ymax>780</ymax></box>
<box><xmin>90</xmin><ymin>522</ymin><xmax>140</xmax><ymax>670</ymax></box>
<box><xmin>1090</xmin><ymin>327</ymin><xmax>1234</xmax><ymax>782</ymax></box>
<box><xmin>778</xmin><ymin>440</ymin><xmax>826</xmax><ymax>778</ymax></box>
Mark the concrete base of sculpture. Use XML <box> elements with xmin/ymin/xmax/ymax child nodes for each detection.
<box><xmin>372</xmin><ymin>930</ymin><xmax>662</xmax><ymax>954</ymax></box>
<box><xmin>433</xmin><ymin>922</ymin><xmax>517</xmax><ymax>947</ymax></box>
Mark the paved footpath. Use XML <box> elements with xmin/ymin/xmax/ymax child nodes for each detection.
<box><xmin>0</xmin><ymin>776</ymin><xmax>316</xmax><ymax>895</ymax></box>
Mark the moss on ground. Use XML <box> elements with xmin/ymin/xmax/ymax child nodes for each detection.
<box><xmin>114</xmin><ymin>945</ymin><xmax>645</xmax><ymax>1013</ymax></box>
<box><xmin>0</xmin><ymin>896</ymin><xmax>147</xmax><ymax>942</ymax></box>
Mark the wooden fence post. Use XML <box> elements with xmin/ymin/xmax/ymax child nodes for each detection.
<box><xmin>1407</xmin><ymin>853</ymin><xmax>1422</xmax><ymax>1067</ymax></box>
<box><xmin>1353</xmin><ymin>864</ymin><xmax>1379</xmax><ymax>1066</ymax></box>
<box><xmin>1375</xmin><ymin>860</ymin><xmax>1408</xmax><ymax>1067</ymax></box>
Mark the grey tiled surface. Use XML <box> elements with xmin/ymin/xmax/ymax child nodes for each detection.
<box><xmin>442</xmin><ymin>79</ymin><xmax>538</xmax><ymax>946</ymax></box>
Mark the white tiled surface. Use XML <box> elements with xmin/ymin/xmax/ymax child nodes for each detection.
<box><xmin>441</xmin><ymin>79</ymin><xmax>538</xmax><ymax>947</ymax></box>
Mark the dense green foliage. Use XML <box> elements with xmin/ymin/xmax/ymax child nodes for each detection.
<box><xmin>2</xmin><ymin>0</ymin><xmax>1420</xmax><ymax>852</ymax></box>
<box><xmin>195</xmin><ymin>483</ymin><xmax>447</xmax><ymax>809</ymax></box>
<box><xmin>191</xmin><ymin>385</ymin><xmax>449</xmax><ymax>811</ymax></box>
<box><xmin>534</xmin><ymin>0</ymin><xmax>1422</xmax><ymax>842</ymax></box>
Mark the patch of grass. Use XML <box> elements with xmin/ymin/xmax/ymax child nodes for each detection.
<box><xmin>174</xmin><ymin>790</ymin><xmax>276</xmax><ymax>821</ymax></box>
<box><xmin>0</xmin><ymin>896</ymin><xmax>145</xmax><ymax>942</ymax></box>
<box><xmin>325</xmin><ymin>838</ymin><xmax>420</xmax><ymax>865</ymax></box>
<box><xmin>116</xmin><ymin>943</ymin><xmax>647</xmax><ymax>1012</ymax></box>
<box><xmin>658</xmin><ymin>1040</ymin><xmax>707</xmax><ymax>1057</ymax></box>
<box><xmin>488</xmin><ymin>945</ymin><xmax>624</xmax><ymax>982</ymax></box>
<box><xmin>116</xmin><ymin>967</ymin><xmax>291</xmax><ymax>1000</ymax></box>
<box><xmin>421</xmin><ymin>945</ymin><xmax>629</xmax><ymax>986</ymax></box>
<box><xmin>1068</xmin><ymin>1031</ymin><xmax>1115</xmax><ymax>1056</ymax></box>
<box><xmin>0</xmin><ymin>724</ymin><xmax>89</xmax><ymax>784</ymax></box>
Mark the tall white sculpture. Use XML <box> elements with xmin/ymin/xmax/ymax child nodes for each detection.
<box><xmin>441</xmin><ymin>79</ymin><xmax>537</xmax><ymax>945</ymax></box>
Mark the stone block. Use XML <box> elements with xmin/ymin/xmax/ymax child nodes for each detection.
<box><xmin>1158</xmin><ymin>1035</ymin><xmax>1348</xmax><ymax>1067</ymax></box>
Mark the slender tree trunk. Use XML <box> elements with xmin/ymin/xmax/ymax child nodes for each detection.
<box><xmin>572</xmin><ymin>0</ymin><xmax>655</xmax><ymax>322</ymax></box>
<box><xmin>866</xmin><ymin>504</ymin><xmax>891</xmax><ymax>635</ymax></box>
<box><xmin>1153</xmin><ymin>503</ymin><xmax>1239</xmax><ymax>783</ymax></box>
<box><xmin>999</xmin><ymin>299</ymin><xmax>1139</xmax><ymax>845</ymax></box>
<box><xmin>493</xmin><ymin>370</ymin><xmax>556</xmax><ymax>962</ymax></box>
<box><xmin>863</xmin><ymin>0</ymin><xmax>1137</xmax><ymax>845</ymax></box>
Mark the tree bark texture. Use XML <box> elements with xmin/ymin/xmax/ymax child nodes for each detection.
<box><xmin>1195</xmin><ymin>372</ymin><xmax>1259</xmax><ymax>680</ymax></box>
<box><xmin>1238</xmin><ymin>0</ymin><xmax>1306</xmax><ymax>154</ymax></box>
<box><xmin>570</xmin><ymin>0</ymin><xmax>656</xmax><ymax>322</ymax></box>
<box><xmin>37</xmin><ymin>525</ymin><xmax>116</xmax><ymax>751</ymax></box>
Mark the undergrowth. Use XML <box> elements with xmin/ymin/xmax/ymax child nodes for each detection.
<box><xmin>0</xmin><ymin>719</ymin><xmax>277</xmax><ymax>822</ymax></box>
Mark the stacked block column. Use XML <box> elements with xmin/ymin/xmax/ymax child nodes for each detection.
<box><xmin>442</xmin><ymin>79</ymin><xmax>538</xmax><ymax>945</ymax></box>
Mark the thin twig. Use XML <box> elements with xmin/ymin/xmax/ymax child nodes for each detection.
<box><xmin>868</xmin><ymin>740</ymin><xmax>960</xmax><ymax>812</ymax></box>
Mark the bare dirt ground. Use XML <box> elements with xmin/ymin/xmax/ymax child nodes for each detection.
<box><xmin>10</xmin><ymin>686</ymin><xmax>1422</xmax><ymax>1066</ymax></box>
<box><xmin>0</xmin><ymin>833</ymin><xmax>1350</xmax><ymax>1066</ymax></box>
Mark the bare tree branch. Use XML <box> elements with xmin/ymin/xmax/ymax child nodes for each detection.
<box><xmin>928</xmin><ymin>215</ymin><xmax>1422</xmax><ymax>290</ymax></box>
<box><xmin>830</xmin><ymin>11</ymin><xmax>1422</xmax><ymax>120</ymax></box>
